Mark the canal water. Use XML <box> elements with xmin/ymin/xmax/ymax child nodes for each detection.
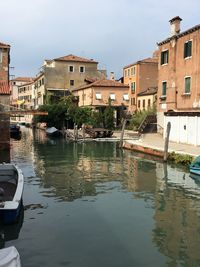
<box><xmin>1</xmin><ymin>127</ymin><xmax>200</xmax><ymax>267</ymax></box>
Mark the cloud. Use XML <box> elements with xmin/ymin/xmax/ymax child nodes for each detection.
<box><xmin>1</xmin><ymin>0</ymin><xmax>200</xmax><ymax>78</ymax></box>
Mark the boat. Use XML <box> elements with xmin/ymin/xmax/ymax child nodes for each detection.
<box><xmin>0</xmin><ymin>164</ymin><xmax>24</xmax><ymax>224</ymax></box>
<box><xmin>45</xmin><ymin>127</ymin><xmax>61</xmax><ymax>137</ymax></box>
<box><xmin>190</xmin><ymin>156</ymin><xmax>200</xmax><ymax>176</ymax></box>
<box><xmin>0</xmin><ymin>246</ymin><xmax>21</xmax><ymax>267</ymax></box>
<box><xmin>10</xmin><ymin>123</ymin><xmax>21</xmax><ymax>139</ymax></box>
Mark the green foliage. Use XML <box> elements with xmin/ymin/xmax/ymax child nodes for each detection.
<box><xmin>103</xmin><ymin>98</ymin><xmax>114</xmax><ymax>130</ymax></box>
<box><xmin>33</xmin><ymin>96</ymin><xmax>116</xmax><ymax>130</ymax></box>
<box><xmin>129</xmin><ymin>105</ymin><xmax>156</xmax><ymax>130</ymax></box>
<box><xmin>168</xmin><ymin>151</ymin><xmax>194</xmax><ymax>165</ymax></box>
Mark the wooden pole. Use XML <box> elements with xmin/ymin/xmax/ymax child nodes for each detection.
<box><xmin>119</xmin><ymin>118</ymin><xmax>127</xmax><ymax>148</ymax></box>
<box><xmin>163</xmin><ymin>122</ymin><xmax>171</xmax><ymax>162</ymax></box>
<box><xmin>82</xmin><ymin>124</ymin><xmax>85</xmax><ymax>141</ymax></box>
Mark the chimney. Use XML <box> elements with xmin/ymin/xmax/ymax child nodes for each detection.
<box><xmin>169</xmin><ymin>16</ymin><xmax>182</xmax><ymax>36</ymax></box>
<box><xmin>110</xmin><ymin>72</ymin><xmax>115</xmax><ymax>80</ymax></box>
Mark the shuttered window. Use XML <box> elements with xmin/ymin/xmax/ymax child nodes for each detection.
<box><xmin>184</xmin><ymin>40</ymin><xmax>192</xmax><ymax>58</ymax></box>
<box><xmin>162</xmin><ymin>81</ymin><xmax>167</xmax><ymax>96</ymax></box>
<box><xmin>184</xmin><ymin>77</ymin><xmax>191</xmax><ymax>94</ymax></box>
<box><xmin>161</xmin><ymin>50</ymin><xmax>169</xmax><ymax>65</ymax></box>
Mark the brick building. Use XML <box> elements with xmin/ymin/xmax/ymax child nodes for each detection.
<box><xmin>0</xmin><ymin>41</ymin><xmax>10</xmax><ymax>154</ymax></box>
<box><xmin>157</xmin><ymin>17</ymin><xmax>200</xmax><ymax>145</ymax></box>
<box><xmin>123</xmin><ymin>57</ymin><xmax>158</xmax><ymax>114</ymax></box>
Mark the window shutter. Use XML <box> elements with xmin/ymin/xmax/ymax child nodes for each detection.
<box><xmin>188</xmin><ymin>41</ymin><xmax>192</xmax><ymax>57</ymax></box>
<box><xmin>161</xmin><ymin>52</ymin><xmax>164</xmax><ymax>65</ymax></box>
<box><xmin>184</xmin><ymin>42</ymin><xmax>187</xmax><ymax>58</ymax></box>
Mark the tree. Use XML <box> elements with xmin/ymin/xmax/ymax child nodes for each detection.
<box><xmin>103</xmin><ymin>98</ymin><xmax>114</xmax><ymax>130</ymax></box>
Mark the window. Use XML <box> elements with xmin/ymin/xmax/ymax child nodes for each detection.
<box><xmin>110</xmin><ymin>93</ymin><xmax>116</xmax><ymax>100</ymax></box>
<box><xmin>161</xmin><ymin>50</ymin><xmax>169</xmax><ymax>65</ymax></box>
<box><xmin>143</xmin><ymin>99</ymin><xmax>145</xmax><ymax>109</ymax></box>
<box><xmin>148</xmin><ymin>99</ymin><xmax>151</xmax><ymax>107</ymax></box>
<box><xmin>184</xmin><ymin>40</ymin><xmax>192</xmax><ymax>58</ymax></box>
<box><xmin>69</xmin><ymin>65</ymin><xmax>74</xmax><ymax>72</ymax></box>
<box><xmin>128</xmin><ymin>69</ymin><xmax>130</xmax><ymax>77</ymax></box>
<box><xmin>124</xmin><ymin>70</ymin><xmax>127</xmax><ymax>77</ymax></box>
<box><xmin>131</xmin><ymin>82</ymin><xmax>136</xmax><ymax>92</ymax></box>
<box><xmin>162</xmin><ymin>81</ymin><xmax>167</xmax><ymax>96</ymax></box>
<box><xmin>131</xmin><ymin>67</ymin><xmax>135</xmax><ymax>76</ymax></box>
<box><xmin>70</xmin><ymin>80</ymin><xmax>74</xmax><ymax>86</ymax></box>
<box><xmin>131</xmin><ymin>97</ymin><xmax>135</xmax><ymax>106</ymax></box>
<box><xmin>138</xmin><ymin>100</ymin><xmax>140</xmax><ymax>108</ymax></box>
<box><xmin>95</xmin><ymin>92</ymin><xmax>102</xmax><ymax>100</ymax></box>
<box><xmin>0</xmin><ymin>49</ymin><xmax>2</xmax><ymax>63</ymax></box>
<box><xmin>184</xmin><ymin>77</ymin><xmax>191</xmax><ymax>94</ymax></box>
<box><xmin>123</xmin><ymin>94</ymin><xmax>129</xmax><ymax>101</ymax></box>
<box><xmin>79</xmin><ymin>66</ymin><xmax>85</xmax><ymax>73</ymax></box>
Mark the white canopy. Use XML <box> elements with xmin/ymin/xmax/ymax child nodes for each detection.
<box><xmin>0</xmin><ymin>246</ymin><xmax>21</xmax><ymax>267</ymax></box>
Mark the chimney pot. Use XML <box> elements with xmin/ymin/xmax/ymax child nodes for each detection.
<box><xmin>169</xmin><ymin>16</ymin><xmax>182</xmax><ymax>36</ymax></box>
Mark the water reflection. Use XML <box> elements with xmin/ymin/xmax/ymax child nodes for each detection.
<box><xmin>0</xmin><ymin>206</ymin><xmax>24</xmax><ymax>248</ymax></box>
<box><xmin>8</xmin><ymin>128</ymin><xmax>200</xmax><ymax>267</ymax></box>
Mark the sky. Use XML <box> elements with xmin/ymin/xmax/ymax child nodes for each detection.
<box><xmin>1</xmin><ymin>0</ymin><xmax>200</xmax><ymax>79</ymax></box>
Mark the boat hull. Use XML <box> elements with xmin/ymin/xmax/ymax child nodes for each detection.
<box><xmin>0</xmin><ymin>200</ymin><xmax>22</xmax><ymax>224</ymax></box>
<box><xmin>0</xmin><ymin>164</ymin><xmax>24</xmax><ymax>224</ymax></box>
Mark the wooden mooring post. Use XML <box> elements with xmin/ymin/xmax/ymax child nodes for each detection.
<box><xmin>119</xmin><ymin>118</ymin><xmax>127</xmax><ymax>148</ymax></box>
<box><xmin>163</xmin><ymin>122</ymin><xmax>171</xmax><ymax>162</ymax></box>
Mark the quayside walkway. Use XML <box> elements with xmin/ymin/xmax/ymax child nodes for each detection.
<box><xmin>120</xmin><ymin>132</ymin><xmax>200</xmax><ymax>158</ymax></box>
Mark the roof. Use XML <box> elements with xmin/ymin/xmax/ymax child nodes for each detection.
<box><xmin>169</xmin><ymin>16</ymin><xmax>182</xmax><ymax>23</ymax></box>
<box><xmin>137</xmin><ymin>87</ymin><xmax>157</xmax><ymax>96</ymax></box>
<box><xmin>73</xmin><ymin>79</ymin><xmax>129</xmax><ymax>92</ymax></box>
<box><xmin>0</xmin><ymin>42</ymin><xmax>10</xmax><ymax>48</ymax></box>
<box><xmin>124</xmin><ymin>57</ymin><xmax>158</xmax><ymax>69</ymax></box>
<box><xmin>54</xmin><ymin>54</ymin><xmax>98</xmax><ymax>64</ymax></box>
<box><xmin>157</xmin><ymin>23</ymin><xmax>200</xmax><ymax>46</ymax></box>
<box><xmin>11</xmin><ymin>77</ymin><xmax>34</xmax><ymax>82</ymax></box>
<box><xmin>0</xmin><ymin>81</ymin><xmax>10</xmax><ymax>95</ymax></box>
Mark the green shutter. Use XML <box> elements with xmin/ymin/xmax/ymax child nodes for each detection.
<box><xmin>185</xmin><ymin>77</ymin><xmax>191</xmax><ymax>93</ymax></box>
<box><xmin>184</xmin><ymin>42</ymin><xmax>187</xmax><ymax>58</ymax></box>
<box><xmin>162</xmin><ymin>82</ymin><xmax>167</xmax><ymax>96</ymax></box>
<box><xmin>188</xmin><ymin>41</ymin><xmax>192</xmax><ymax>57</ymax></box>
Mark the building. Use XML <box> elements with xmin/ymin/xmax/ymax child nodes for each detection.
<box><xmin>10</xmin><ymin>77</ymin><xmax>34</xmax><ymax>108</ymax></box>
<box><xmin>157</xmin><ymin>16</ymin><xmax>200</xmax><ymax>145</ymax></box>
<box><xmin>0</xmin><ymin>41</ymin><xmax>10</xmax><ymax>152</ymax></box>
<box><xmin>17</xmin><ymin>79</ymin><xmax>35</xmax><ymax>124</ymax></box>
<box><xmin>123</xmin><ymin>57</ymin><xmax>158</xmax><ymax>114</ymax></box>
<box><xmin>137</xmin><ymin>87</ymin><xmax>157</xmax><ymax>111</ymax></box>
<box><xmin>72</xmin><ymin>79</ymin><xmax>129</xmax><ymax>125</ymax></box>
<box><xmin>34</xmin><ymin>54</ymin><xmax>107</xmax><ymax>107</ymax></box>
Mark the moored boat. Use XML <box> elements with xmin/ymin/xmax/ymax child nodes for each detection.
<box><xmin>10</xmin><ymin>123</ymin><xmax>21</xmax><ymax>139</ymax></box>
<box><xmin>0</xmin><ymin>164</ymin><xmax>24</xmax><ymax>224</ymax></box>
<box><xmin>0</xmin><ymin>246</ymin><xmax>21</xmax><ymax>267</ymax></box>
<box><xmin>190</xmin><ymin>156</ymin><xmax>200</xmax><ymax>176</ymax></box>
<box><xmin>45</xmin><ymin>127</ymin><xmax>61</xmax><ymax>137</ymax></box>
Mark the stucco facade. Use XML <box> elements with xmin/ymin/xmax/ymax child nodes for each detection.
<box><xmin>34</xmin><ymin>54</ymin><xmax>107</xmax><ymax>106</ymax></box>
<box><xmin>137</xmin><ymin>87</ymin><xmax>157</xmax><ymax>111</ymax></box>
<box><xmin>123</xmin><ymin>57</ymin><xmax>158</xmax><ymax>114</ymax></box>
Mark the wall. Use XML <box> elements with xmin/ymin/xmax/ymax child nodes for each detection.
<box><xmin>164</xmin><ymin>115</ymin><xmax>200</xmax><ymax>146</ymax></box>
<box><xmin>45</xmin><ymin>61</ymin><xmax>106</xmax><ymax>91</ymax></box>
<box><xmin>158</xmin><ymin>28</ymin><xmax>200</xmax><ymax>113</ymax></box>
<box><xmin>74</xmin><ymin>86</ymin><xmax>129</xmax><ymax>108</ymax></box>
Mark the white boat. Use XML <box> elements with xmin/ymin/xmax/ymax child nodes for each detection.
<box><xmin>0</xmin><ymin>164</ymin><xmax>24</xmax><ymax>224</ymax></box>
<box><xmin>45</xmin><ymin>127</ymin><xmax>61</xmax><ymax>137</ymax></box>
<box><xmin>0</xmin><ymin>246</ymin><xmax>21</xmax><ymax>267</ymax></box>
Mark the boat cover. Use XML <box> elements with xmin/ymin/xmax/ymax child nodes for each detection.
<box><xmin>0</xmin><ymin>246</ymin><xmax>21</xmax><ymax>267</ymax></box>
<box><xmin>46</xmin><ymin>127</ymin><xmax>58</xmax><ymax>134</ymax></box>
<box><xmin>190</xmin><ymin>156</ymin><xmax>200</xmax><ymax>168</ymax></box>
